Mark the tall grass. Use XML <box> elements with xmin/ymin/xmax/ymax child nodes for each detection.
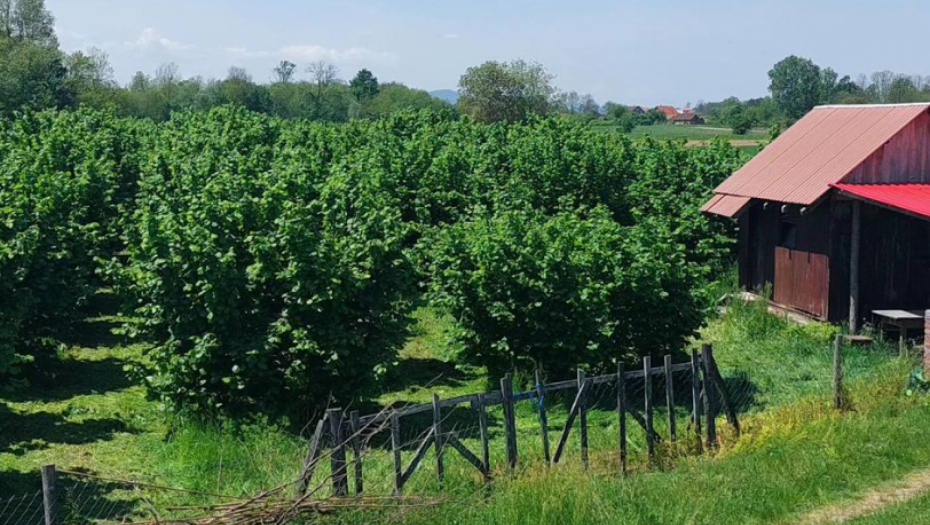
<box><xmin>336</xmin><ymin>360</ymin><xmax>930</xmax><ymax>525</ymax></box>
<box><xmin>703</xmin><ymin>295</ymin><xmax>899</xmax><ymax>410</ymax></box>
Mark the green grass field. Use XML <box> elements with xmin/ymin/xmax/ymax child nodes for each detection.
<box><xmin>2</xmin><ymin>295</ymin><xmax>928</xmax><ymax>524</ymax></box>
<box><xmin>588</xmin><ymin>121</ymin><xmax>768</xmax><ymax>142</ymax></box>
<box><xmin>587</xmin><ymin>122</ymin><xmax>767</xmax><ymax>155</ymax></box>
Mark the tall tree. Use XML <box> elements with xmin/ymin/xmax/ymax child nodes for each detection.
<box><xmin>887</xmin><ymin>76</ymin><xmax>924</xmax><ymax>103</ymax></box>
<box><xmin>11</xmin><ymin>0</ymin><xmax>55</xmax><ymax>45</ymax></box>
<box><xmin>65</xmin><ymin>47</ymin><xmax>114</xmax><ymax>88</ymax></box>
<box><xmin>0</xmin><ymin>0</ymin><xmax>13</xmax><ymax>39</ymax></box>
<box><xmin>362</xmin><ymin>82</ymin><xmax>451</xmax><ymax>119</ymax></box>
<box><xmin>457</xmin><ymin>59</ymin><xmax>555</xmax><ymax>123</ymax></box>
<box><xmin>604</xmin><ymin>103</ymin><xmax>636</xmax><ymax>132</ymax></box>
<box><xmin>64</xmin><ymin>47</ymin><xmax>116</xmax><ymax>108</ymax></box>
<box><xmin>0</xmin><ymin>37</ymin><xmax>68</xmax><ymax>115</ymax></box>
<box><xmin>868</xmin><ymin>71</ymin><xmax>896</xmax><ymax>103</ymax></box>
<box><xmin>272</xmin><ymin>60</ymin><xmax>296</xmax><ymax>84</ymax></box>
<box><xmin>154</xmin><ymin>62</ymin><xmax>180</xmax><ymax>86</ymax></box>
<box><xmin>768</xmin><ymin>55</ymin><xmax>825</xmax><ymax>120</ymax></box>
<box><xmin>307</xmin><ymin>60</ymin><xmax>338</xmax><ymax>87</ymax></box>
<box><xmin>350</xmin><ymin>69</ymin><xmax>379</xmax><ymax>101</ymax></box>
<box><xmin>216</xmin><ymin>66</ymin><xmax>269</xmax><ymax>112</ymax></box>
<box><xmin>305</xmin><ymin>61</ymin><xmax>341</xmax><ymax>120</ymax></box>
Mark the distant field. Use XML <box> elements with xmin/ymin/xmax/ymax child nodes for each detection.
<box><xmin>590</xmin><ymin>121</ymin><xmax>768</xmax><ymax>151</ymax></box>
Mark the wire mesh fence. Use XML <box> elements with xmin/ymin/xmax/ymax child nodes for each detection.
<box><xmin>0</xmin><ymin>490</ymin><xmax>44</xmax><ymax>525</ymax></box>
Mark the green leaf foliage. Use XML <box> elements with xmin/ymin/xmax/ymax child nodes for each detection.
<box><xmin>420</xmin><ymin>206</ymin><xmax>702</xmax><ymax>377</ymax></box>
<box><xmin>0</xmin><ymin>108</ymin><xmax>149</xmax><ymax>376</ymax></box>
<box><xmin>2</xmin><ymin>105</ymin><xmax>747</xmax><ymax>418</ymax></box>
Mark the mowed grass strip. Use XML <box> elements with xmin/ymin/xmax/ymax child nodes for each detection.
<box><xmin>844</xmin><ymin>489</ymin><xmax>930</xmax><ymax>525</ymax></box>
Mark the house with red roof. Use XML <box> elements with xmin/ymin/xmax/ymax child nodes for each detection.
<box><xmin>654</xmin><ymin>106</ymin><xmax>679</xmax><ymax>120</ymax></box>
<box><xmin>703</xmin><ymin>103</ymin><xmax>930</xmax><ymax>333</ymax></box>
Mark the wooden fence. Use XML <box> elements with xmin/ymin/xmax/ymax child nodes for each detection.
<box><xmin>296</xmin><ymin>344</ymin><xmax>739</xmax><ymax>498</ymax></box>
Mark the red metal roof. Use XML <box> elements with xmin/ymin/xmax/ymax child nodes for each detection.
<box><xmin>655</xmin><ymin>105</ymin><xmax>679</xmax><ymax>119</ymax></box>
<box><xmin>712</xmin><ymin>104</ymin><xmax>930</xmax><ymax>206</ymax></box>
<box><xmin>833</xmin><ymin>183</ymin><xmax>930</xmax><ymax>220</ymax></box>
<box><xmin>700</xmin><ymin>194</ymin><xmax>751</xmax><ymax>217</ymax></box>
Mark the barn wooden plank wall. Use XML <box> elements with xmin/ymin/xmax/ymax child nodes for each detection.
<box><xmin>848</xmin><ymin>112</ymin><xmax>930</xmax><ymax>184</ymax></box>
<box><xmin>773</xmin><ymin>246</ymin><xmax>831</xmax><ymax>319</ymax></box>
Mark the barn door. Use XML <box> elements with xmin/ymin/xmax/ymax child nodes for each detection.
<box><xmin>773</xmin><ymin>247</ymin><xmax>830</xmax><ymax>319</ymax></box>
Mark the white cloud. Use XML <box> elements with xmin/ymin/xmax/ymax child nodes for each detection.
<box><xmin>223</xmin><ymin>44</ymin><xmax>396</xmax><ymax>66</ymax></box>
<box><xmin>442</xmin><ymin>33</ymin><xmax>460</xmax><ymax>40</ymax></box>
<box><xmin>224</xmin><ymin>47</ymin><xmax>270</xmax><ymax>59</ymax></box>
<box><xmin>126</xmin><ymin>28</ymin><xmax>192</xmax><ymax>52</ymax></box>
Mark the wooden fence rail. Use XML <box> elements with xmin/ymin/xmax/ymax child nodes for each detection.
<box><xmin>299</xmin><ymin>345</ymin><xmax>738</xmax><ymax>498</ymax></box>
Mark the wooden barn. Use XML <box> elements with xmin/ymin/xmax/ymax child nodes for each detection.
<box><xmin>671</xmin><ymin>112</ymin><xmax>705</xmax><ymax>125</ymax></box>
<box><xmin>702</xmin><ymin>103</ymin><xmax>930</xmax><ymax>333</ymax></box>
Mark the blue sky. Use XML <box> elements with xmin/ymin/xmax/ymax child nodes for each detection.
<box><xmin>48</xmin><ymin>0</ymin><xmax>929</xmax><ymax>107</ymax></box>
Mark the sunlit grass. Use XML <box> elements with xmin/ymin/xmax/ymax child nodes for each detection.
<box><xmin>3</xmin><ymin>293</ymin><xmax>928</xmax><ymax>525</ymax></box>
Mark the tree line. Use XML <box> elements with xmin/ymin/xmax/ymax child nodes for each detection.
<box><xmin>698</xmin><ymin>55</ymin><xmax>930</xmax><ymax>134</ymax></box>
<box><xmin>0</xmin><ymin>1</ymin><xmax>606</xmax><ymax>126</ymax></box>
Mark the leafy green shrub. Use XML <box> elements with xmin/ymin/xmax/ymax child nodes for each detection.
<box><xmin>490</xmin><ymin>118</ymin><xmax>635</xmax><ymax>218</ymax></box>
<box><xmin>420</xmin><ymin>206</ymin><xmax>705</xmax><ymax>376</ymax></box>
<box><xmin>0</xmin><ymin>109</ymin><xmax>146</xmax><ymax>379</ymax></box>
<box><xmin>628</xmin><ymin>137</ymin><xmax>745</xmax><ymax>277</ymax></box>
<box><xmin>1</xmin><ymin>105</ymin><xmax>746</xmax><ymax>416</ymax></box>
<box><xmin>121</xmin><ymin>107</ymin><xmax>415</xmax><ymax>416</ymax></box>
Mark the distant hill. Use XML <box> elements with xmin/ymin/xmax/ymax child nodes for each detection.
<box><xmin>430</xmin><ymin>89</ymin><xmax>459</xmax><ymax>105</ymax></box>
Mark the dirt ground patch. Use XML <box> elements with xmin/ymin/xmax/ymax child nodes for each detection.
<box><xmin>795</xmin><ymin>468</ymin><xmax>930</xmax><ymax>524</ymax></box>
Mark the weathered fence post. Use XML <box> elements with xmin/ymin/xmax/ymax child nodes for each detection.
<box><xmin>328</xmin><ymin>408</ymin><xmax>348</xmax><ymax>497</ymax></box>
<box><xmin>501</xmin><ymin>374</ymin><xmax>518</xmax><ymax>472</ymax></box>
<box><xmin>41</xmin><ymin>465</ymin><xmax>59</xmax><ymax>525</ymax></box>
<box><xmin>349</xmin><ymin>410</ymin><xmax>363</xmax><ymax>496</ymax></box>
<box><xmin>553</xmin><ymin>375</ymin><xmax>590</xmax><ymax>464</ymax></box>
<box><xmin>296</xmin><ymin>414</ymin><xmax>328</xmax><ymax>496</ymax></box>
<box><xmin>577</xmin><ymin>369</ymin><xmax>589</xmax><ymax>469</ymax></box>
<box><xmin>474</xmin><ymin>394</ymin><xmax>492</xmax><ymax>488</ymax></box>
<box><xmin>617</xmin><ymin>362</ymin><xmax>627</xmax><ymax>475</ymax></box>
<box><xmin>704</xmin><ymin>344</ymin><xmax>741</xmax><ymax>436</ymax></box>
<box><xmin>643</xmin><ymin>357</ymin><xmax>655</xmax><ymax>463</ymax></box>
<box><xmin>391</xmin><ymin>413</ymin><xmax>403</xmax><ymax>496</ymax></box>
<box><xmin>702</xmin><ymin>345</ymin><xmax>717</xmax><ymax>448</ymax></box>
<box><xmin>664</xmin><ymin>355</ymin><xmax>676</xmax><ymax>442</ymax></box>
<box><xmin>833</xmin><ymin>334</ymin><xmax>849</xmax><ymax>411</ymax></box>
<box><xmin>535</xmin><ymin>367</ymin><xmax>551</xmax><ymax>465</ymax></box>
<box><xmin>432</xmin><ymin>394</ymin><xmax>444</xmax><ymax>488</ymax></box>
<box><xmin>691</xmin><ymin>349</ymin><xmax>703</xmax><ymax>443</ymax></box>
